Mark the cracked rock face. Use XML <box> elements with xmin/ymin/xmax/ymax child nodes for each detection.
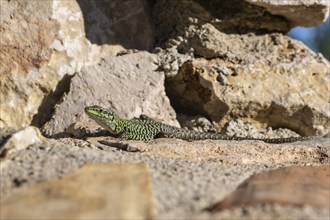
<box><xmin>42</xmin><ymin>52</ymin><xmax>179</xmax><ymax>137</ymax></box>
<box><xmin>0</xmin><ymin>0</ymin><xmax>329</xmax><ymax>219</ymax></box>
<box><xmin>0</xmin><ymin>0</ymin><xmax>154</xmax><ymax>131</ymax></box>
<box><xmin>1</xmin><ymin>137</ymin><xmax>329</xmax><ymax>219</ymax></box>
<box><xmin>245</xmin><ymin>0</ymin><xmax>330</xmax><ymax>27</ymax></box>
<box><xmin>166</xmin><ymin>55</ymin><xmax>330</xmax><ymax>136</ymax></box>
<box><xmin>1</xmin><ymin>163</ymin><xmax>156</xmax><ymax>220</ymax></box>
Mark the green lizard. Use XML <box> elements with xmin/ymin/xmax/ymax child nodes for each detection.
<box><xmin>84</xmin><ymin>105</ymin><xmax>313</xmax><ymax>144</ymax></box>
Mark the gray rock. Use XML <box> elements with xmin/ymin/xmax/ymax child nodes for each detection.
<box><xmin>77</xmin><ymin>0</ymin><xmax>154</xmax><ymax>50</ymax></box>
<box><xmin>1</xmin><ymin>163</ymin><xmax>156</xmax><ymax>220</ymax></box>
<box><xmin>166</xmin><ymin>54</ymin><xmax>330</xmax><ymax>136</ymax></box>
<box><xmin>245</xmin><ymin>0</ymin><xmax>330</xmax><ymax>27</ymax></box>
<box><xmin>208</xmin><ymin>165</ymin><xmax>330</xmax><ymax>210</ymax></box>
<box><xmin>0</xmin><ymin>126</ymin><xmax>45</xmax><ymax>158</ymax></box>
<box><xmin>1</xmin><ymin>138</ymin><xmax>328</xmax><ymax>219</ymax></box>
<box><xmin>42</xmin><ymin>52</ymin><xmax>178</xmax><ymax>137</ymax></box>
<box><xmin>0</xmin><ymin>0</ymin><xmax>153</xmax><ymax>131</ymax></box>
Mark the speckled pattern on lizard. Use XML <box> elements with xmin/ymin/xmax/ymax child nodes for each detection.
<box><xmin>84</xmin><ymin>105</ymin><xmax>314</xmax><ymax>144</ymax></box>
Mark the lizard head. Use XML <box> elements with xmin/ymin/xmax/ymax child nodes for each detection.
<box><xmin>84</xmin><ymin>105</ymin><xmax>123</xmax><ymax>135</ymax></box>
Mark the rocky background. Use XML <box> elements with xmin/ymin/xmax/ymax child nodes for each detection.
<box><xmin>0</xmin><ymin>0</ymin><xmax>329</xmax><ymax>219</ymax></box>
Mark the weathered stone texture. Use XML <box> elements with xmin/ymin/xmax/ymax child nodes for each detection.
<box><xmin>0</xmin><ymin>1</ymin><xmax>56</xmax><ymax>76</ymax></box>
<box><xmin>245</xmin><ymin>0</ymin><xmax>330</xmax><ymax>27</ymax></box>
<box><xmin>0</xmin><ymin>138</ymin><xmax>329</xmax><ymax>219</ymax></box>
<box><xmin>1</xmin><ymin>163</ymin><xmax>156</xmax><ymax>220</ymax></box>
<box><xmin>0</xmin><ymin>0</ymin><xmax>329</xmax><ymax>219</ymax></box>
<box><xmin>208</xmin><ymin>165</ymin><xmax>330</xmax><ymax>210</ymax></box>
<box><xmin>166</xmin><ymin>53</ymin><xmax>330</xmax><ymax>136</ymax></box>
<box><xmin>77</xmin><ymin>0</ymin><xmax>154</xmax><ymax>50</ymax></box>
<box><xmin>161</xmin><ymin>13</ymin><xmax>330</xmax><ymax>136</ymax></box>
<box><xmin>0</xmin><ymin>0</ymin><xmax>89</xmax><ymax>130</ymax></box>
<box><xmin>42</xmin><ymin>52</ymin><xmax>178</xmax><ymax>137</ymax></box>
<box><xmin>0</xmin><ymin>126</ymin><xmax>45</xmax><ymax>158</ymax></box>
<box><xmin>0</xmin><ymin>0</ymin><xmax>153</xmax><ymax>131</ymax></box>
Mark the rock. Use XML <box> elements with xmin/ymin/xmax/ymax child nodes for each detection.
<box><xmin>197</xmin><ymin>204</ymin><xmax>330</xmax><ymax>220</ymax></box>
<box><xmin>156</xmin><ymin>47</ymin><xmax>193</xmax><ymax>77</ymax></box>
<box><xmin>222</xmin><ymin>119</ymin><xmax>301</xmax><ymax>139</ymax></box>
<box><xmin>1</xmin><ymin>1</ymin><xmax>329</xmax><ymax>219</ymax></box>
<box><xmin>153</xmin><ymin>0</ymin><xmax>289</xmax><ymax>44</ymax></box>
<box><xmin>0</xmin><ymin>0</ymin><xmax>152</xmax><ymax>131</ymax></box>
<box><xmin>154</xmin><ymin>1</ymin><xmax>330</xmax><ymax>136</ymax></box>
<box><xmin>77</xmin><ymin>0</ymin><xmax>154</xmax><ymax>50</ymax></box>
<box><xmin>0</xmin><ymin>0</ymin><xmax>59</xmax><ymax>130</ymax></box>
<box><xmin>0</xmin><ymin>0</ymin><xmax>90</xmax><ymax>130</ymax></box>
<box><xmin>0</xmin><ymin>163</ymin><xmax>156</xmax><ymax>220</ymax></box>
<box><xmin>0</xmin><ymin>126</ymin><xmax>45</xmax><ymax>158</ymax></box>
<box><xmin>207</xmin><ymin>165</ymin><xmax>330</xmax><ymax>211</ymax></box>
<box><xmin>245</xmin><ymin>0</ymin><xmax>330</xmax><ymax>27</ymax></box>
<box><xmin>1</xmin><ymin>138</ymin><xmax>328</xmax><ymax>219</ymax></box>
<box><xmin>154</xmin><ymin>0</ymin><xmax>329</xmax><ymax>44</ymax></box>
<box><xmin>0</xmin><ymin>140</ymin><xmax>116</xmax><ymax>197</ymax></box>
<box><xmin>166</xmin><ymin>52</ymin><xmax>330</xmax><ymax>136</ymax></box>
<box><xmin>177</xmin><ymin>114</ymin><xmax>217</xmax><ymax>133</ymax></box>
<box><xmin>95</xmin><ymin>137</ymin><xmax>330</xmax><ymax>166</ymax></box>
<box><xmin>0</xmin><ymin>1</ymin><xmax>56</xmax><ymax>77</ymax></box>
<box><xmin>42</xmin><ymin>52</ymin><xmax>179</xmax><ymax>137</ymax></box>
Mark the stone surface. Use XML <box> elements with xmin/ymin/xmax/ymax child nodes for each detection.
<box><xmin>1</xmin><ymin>138</ymin><xmax>328</xmax><ymax>219</ymax></box>
<box><xmin>0</xmin><ymin>0</ymin><xmax>90</xmax><ymax>130</ymax></box>
<box><xmin>42</xmin><ymin>52</ymin><xmax>178</xmax><ymax>137</ymax></box>
<box><xmin>0</xmin><ymin>0</ymin><xmax>146</xmax><ymax>129</ymax></box>
<box><xmin>89</xmin><ymin>137</ymin><xmax>330</xmax><ymax>165</ymax></box>
<box><xmin>245</xmin><ymin>0</ymin><xmax>330</xmax><ymax>27</ymax></box>
<box><xmin>153</xmin><ymin>0</ymin><xmax>289</xmax><ymax>44</ymax></box>
<box><xmin>207</xmin><ymin>165</ymin><xmax>330</xmax><ymax>211</ymax></box>
<box><xmin>196</xmin><ymin>204</ymin><xmax>330</xmax><ymax>220</ymax></box>
<box><xmin>223</xmin><ymin>119</ymin><xmax>301</xmax><ymax>139</ymax></box>
<box><xmin>154</xmin><ymin>1</ymin><xmax>330</xmax><ymax>136</ymax></box>
<box><xmin>0</xmin><ymin>163</ymin><xmax>156</xmax><ymax>220</ymax></box>
<box><xmin>1</xmin><ymin>0</ymin><xmax>329</xmax><ymax>219</ymax></box>
<box><xmin>0</xmin><ymin>1</ymin><xmax>55</xmax><ymax>77</ymax></box>
<box><xmin>77</xmin><ymin>0</ymin><xmax>154</xmax><ymax>50</ymax></box>
<box><xmin>166</xmin><ymin>54</ymin><xmax>330</xmax><ymax>136</ymax></box>
<box><xmin>154</xmin><ymin>0</ymin><xmax>329</xmax><ymax>44</ymax></box>
<box><xmin>0</xmin><ymin>126</ymin><xmax>45</xmax><ymax>158</ymax></box>
<box><xmin>0</xmin><ymin>0</ymin><xmax>58</xmax><ymax>129</ymax></box>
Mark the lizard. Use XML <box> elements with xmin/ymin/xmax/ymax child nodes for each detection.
<box><xmin>84</xmin><ymin>105</ymin><xmax>314</xmax><ymax>144</ymax></box>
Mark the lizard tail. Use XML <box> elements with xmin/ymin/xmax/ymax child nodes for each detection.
<box><xmin>163</xmin><ymin>131</ymin><xmax>238</xmax><ymax>141</ymax></box>
<box><xmin>165</xmin><ymin>130</ymin><xmax>312</xmax><ymax>143</ymax></box>
<box><xmin>252</xmin><ymin>136</ymin><xmax>312</xmax><ymax>144</ymax></box>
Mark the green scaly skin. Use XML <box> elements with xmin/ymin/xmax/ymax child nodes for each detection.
<box><xmin>84</xmin><ymin>105</ymin><xmax>313</xmax><ymax>143</ymax></box>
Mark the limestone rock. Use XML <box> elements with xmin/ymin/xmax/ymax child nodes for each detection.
<box><xmin>153</xmin><ymin>0</ymin><xmax>289</xmax><ymax>44</ymax></box>
<box><xmin>154</xmin><ymin>1</ymin><xmax>330</xmax><ymax>136</ymax></box>
<box><xmin>197</xmin><ymin>204</ymin><xmax>329</xmax><ymax>220</ymax></box>
<box><xmin>166</xmin><ymin>49</ymin><xmax>330</xmax><ymax>136</ymax></box>
<box><xmin>1</xmin><ymin>138</ymin><xmax>328</xmax><ymax>219</ymax></box>
<box><xmin>0</xmin><ymin>0</ymin><xmax>153</xmax><ymax>131</ymax></box>
<box><xmin>223</xmin><ymin>119</ymin><xmax>301</xmax><ymax>139</ymax></box>
<box><xmin>0</xmin><ymin>0</ymin><xmax>89</xmax><ymax>130</ymax></box>
<box><xmin>156</xmin><ymin>47</ymin><xmax>193</xmax><ymax>77</ymax></box>
<box><xmin>0</xmin><ymin>163</ymin><xmax>156</xmax><ymax>220</ymax></box>
<box><xmin>0</xmin><ymin>126</ymin><xmax>45</xmax><ymax>158</ymax></box>
<box><xmin>207</xmin><ymin>165</ymin><xmax>330</xmax><ymax>210</ymax></box>
<box><xmin>1</xmin><ymin>1</ymin><xmax>329</xmax><ymax>219</ymax></box>
<box><xmin>42</xmin><ymin>52</ymin><xmax>179</xmax><ymax>137</ymax></box>
<box><xmin>154</xmin><ymin>0</ymin><xmax>328</xmax><ymax>45</ymax></box>
<box><xmin>96</xmin><ymin>137</ymin><xmax>330</xmax><ymax>165</ymax></box>
<box><xmin>245</xmin><ymin>0</ymin><xmax>330</xmax><ymax>27</ymax></box>
<box><xmin>77</xmin><ymin>0</ymin><xmax>154</xmax><ymax>50</ymax></box>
